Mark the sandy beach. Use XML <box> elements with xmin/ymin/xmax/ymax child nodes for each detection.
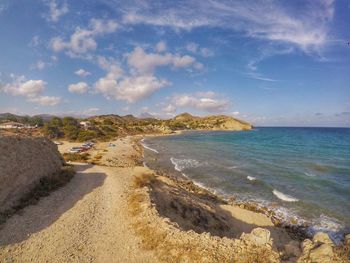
<box><xmin>0</xmin><ymin>136</ymin><xmax>347</xmax><ymax>262</ymax></box>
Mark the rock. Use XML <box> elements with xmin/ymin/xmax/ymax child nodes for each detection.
<box><xmin>313</xmin><ymin>232</ymin><xmax>333</xmax><ymax>245</ymax></box>
<box><xmin>301</xmin><ymin>239</ymin><xmax>314</xmax><ymax>253</ymax></box>
<box><xmin>241</xmin><ymin>228</ymin><xmax>272</xmax><ymax>246</ymax></box>
<box><xmin>309</xmin><ymin>243</ymin><xmax>334</xmax><ymax>262</ymax></box>
<box><xmin>344</xmin><ymin>234</ymin><xmax>350</xmax><ymax>246</ymax></box>
<box><xmin>284</xmin><ymin>240</ymin><xmax>301</xmax><ymax>258</ymax></box>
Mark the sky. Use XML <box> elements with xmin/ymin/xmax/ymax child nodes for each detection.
<box><xmin>0</xmin><ymin>0</ymin><xmax>349</xmax><ymax>127</ymax></box>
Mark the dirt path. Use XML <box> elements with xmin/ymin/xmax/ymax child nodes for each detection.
<box><xmin>0</xmin><ymin>163</ymin><xmax>157</xmax><ymax>263</ymax></box>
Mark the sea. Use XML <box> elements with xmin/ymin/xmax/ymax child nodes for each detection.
<box><xmin>141</xmin><ymin>127</ymin><xmax>350</xmax><ymax>243</ymax></box>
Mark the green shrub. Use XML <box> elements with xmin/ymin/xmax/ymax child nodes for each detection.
<box><xmin>63</xmin><ymin>152</ymin><xmax>90</xmax><ymax>162</ymax></box>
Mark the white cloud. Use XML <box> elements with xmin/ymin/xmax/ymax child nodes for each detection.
<box><xmin>29</xmin><ymin>96</ymin><xmax>61</xmax><ymax>106</ymax></box>
<box><xmin>163</xmin><ymin>104</ymin><xmax>176</xmax><ymax>114</ymax></box>
<box><xmin>45</xmin><ymin>0</ymin><xmax>69</xmax><ymax>22</ymax></box>
<box><xmin>121</xmin><ymin>0</ymin><xmax>334</xmax><ymax>52</ymax></box>
<box><xmin>36</xmin><ymin>60</ymin><xmax>46</xmax><ymax>70</ymax></box>
<box><xmin>29</xmin><ymin>36</ymin><xmax>40</xmax><ymax>47</ymax></box>
<box><xmin>127</xmin><ymin>46</ymin><xmax>200</xmax><ymax>74</ymax></box>
<box><xmin>200</xmin><ymin>47</ymin><xmax>214</xmax><ymax>57</ymax></box>
<box><xmin>68</xmin><ymin>82</ymin><xmax>89</xmax><ymax>94</ymax></box>
<box><xmin>95</xmin><ymin>74</ymin><xmax>169</xmax><ymax>103</ymax></box>
<box><xmin>172</xmin><ymin>92</ymin><xmax>229</xmax><ymax>112</ymax></box>
<box><xmin>50</xmin><ymin>19</ymin><xmax>118</xmax><ymax>55</ymax></box>
<box><xmin>1</xmin><ymin>75</ymin><xmax>61</xmax><ymax>106</ymax></box>
<box><xmin>94</xmin><ymin>43</ymin><xmax>204</xmax><ymax>103</ymax></box>
<box><xmin>186</xmin><ymin>42</ymin><xmax>214</xmax><ymax>57</ymax></box>
<box><xmin>155</xmin><ymin>41</ymin><xmax>167</xmax><ymax>52</ymax></box>
<box><xmin>3</xmin><ymin>77</ymin><xmax>46</xmax><ymax>98</ymax></box>
<box><xmin>186</xmin><ymin>42</ymin><xmax>198</xmax><ymax>53</ymax></box>
<box><xmin>75</xmin><ymin>69</ymin><xmax>91</xmax><ymax>77</ymax></box>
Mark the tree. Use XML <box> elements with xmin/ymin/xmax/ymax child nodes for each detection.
<box><xmin>43</xmin><ymin>123</ymin><xmax>63</xmax><ymax>138</ymax></box>
<box><xmin>50</xmin><ymin>117</ymin><xmax>63</xmax><ymax>127</ymax></box>
<box><xmin>30</xmin><ymin>117</ymin><xmax>44</xmax><ymax>127</ymax></box>
<box><xmin>63</xmin><ymin>125</ymin><xmax>80</xmax><ymax>140</ymax></box>
<box><xmin>63</xmin><ymin>117</ymin><xmax>78</xmax><ymax>127</ymax></box>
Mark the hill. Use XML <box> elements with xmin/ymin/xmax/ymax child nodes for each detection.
<box><xmin>0</xmin><ymin>112</ymin><xmax>252</xmax><ymax>141</ymax></box>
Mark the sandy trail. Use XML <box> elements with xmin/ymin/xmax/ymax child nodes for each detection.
<box><xmin>0</xmin><ymin>163</ymin><xmax>157</xmax><ymax>262</ymax></box>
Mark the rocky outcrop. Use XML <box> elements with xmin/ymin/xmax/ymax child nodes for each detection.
<box><xmin>298</xmin><ymin>232</ymin><xmax>335</xmax><ymax>263</ymax></box>
<box><xmin>0</xmin><ymin>136</ymin><xmax>64</xmax><ymax>213</ymax></box>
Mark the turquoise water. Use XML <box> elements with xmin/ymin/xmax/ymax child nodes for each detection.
<box><xmin>142</xmin><ymin>128</ymin><xmax>350</xmax><ymax>242</ymax></box>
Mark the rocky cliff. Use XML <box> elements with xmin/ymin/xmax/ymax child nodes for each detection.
<box><xmin>0</xmin><ymin>136</ymin><xmax>64</xmax><ymax>212</ymax></box>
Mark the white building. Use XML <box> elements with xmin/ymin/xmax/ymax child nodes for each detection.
<box><xmin>79</xmin><ymin>121</ymin><xmax>91</xmax><ymax>129</ymax></box>
<box><xmin>0</xmin><ymin>122</ymin><xmax>25</xmax><ymax>129</ymax></box>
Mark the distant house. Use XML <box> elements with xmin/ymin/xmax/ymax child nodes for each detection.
<box><xmin>0</xmin><ymin>121</ymin><xmax>25</xmax><ymax>129</ymax></box>
<box><xmin>79</xmin><ymin>121</ymin><xmax>91</xmax><ymax>129</ymax></box>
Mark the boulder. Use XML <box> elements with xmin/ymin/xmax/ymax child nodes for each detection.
<box><xmin>309</xmin><ymin>243</ymin><xmax>334</xmax><ymax>262</ymax></box>
<box><xmin>344</xmin><ymin>234</ymin><xmax>350</xmax><ymax>246</ymax></box>
<box><xmin>301</xmin><ymin>239</ymin><xmax>314</xmax><ymax>253</ymax></box>
<box><xmin>313</xmin><ymin>232</ymin><xmax>333</xmax><ymax>245</ymax></box>
<box><xmin>241</xmin><ymin>228</ymin><xmax>272</xmax><ymax>246</ymax></box>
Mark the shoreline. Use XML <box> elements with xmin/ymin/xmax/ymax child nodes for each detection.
<box><xmin>138</xmin><ymin>133</ymin><xmax>347</xmax><ymax>245</ymax></box>
<box><xmin>1</xmin><ymin>134</ymin><xmax>348</xmax><ymax>262</ymax></box>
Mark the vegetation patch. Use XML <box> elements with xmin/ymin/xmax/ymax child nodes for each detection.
<box><xmin>0</xmin><ymin>166</ymin><xmax>75</xmax><ymax>225</ymax></box>
<box><xmin>63</xmin><ymin>152</ymin><xmax>90</xmax><ymax>162</ymax></box>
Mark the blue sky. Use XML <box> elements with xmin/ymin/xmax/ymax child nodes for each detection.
<box><xmin>0</xmin><ymin>0</ymin><xmax>349</xmax><ymax>126</ymax></box>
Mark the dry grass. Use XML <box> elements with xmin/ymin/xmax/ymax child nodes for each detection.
<box><xmin>132</xmin><ymin>172</ymin><xmax>156</xmax><ymax>188</ymax></box>
<box><xmin>334</xmin><ymin>243</ymin><xmax>350</xmax><ymax>263</ymax></box>
<box><xmin>128</xmin><ymin>171</ymin><xmax>280</xmax><ymax>263</ymax></box>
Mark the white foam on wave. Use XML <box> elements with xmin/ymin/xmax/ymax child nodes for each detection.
<box><xmin>273</xmin><ymin>189</ymin><xmax>299</xmax><ymax>202</ymax></box>
<box><xmin>308</xmin><ymin>214</ymin><xmax>345</xmax><ymax>244</ymax></box>
<box><xmin>170</xmin><ymin>157</ymin><xmax>200</xmax><ymax>172</ymax></box>
<box><xmin>304</xmin><ymin>172</ymin><xmax>316</xmax><ymax>177</ymax></box>
<box><xmin>247</xmin><ymin>176</ymin><xmax>256</xmax><ymax>181</ymax></box>
<box><xmin>227</xmin><ymin>165</ymin><xmax>238</xmax><ymax>169</ymax></box>
<box><xmin>141</xmin><ymin>143</ymin><xmax>159</xmax><ymax>153</ymax></box>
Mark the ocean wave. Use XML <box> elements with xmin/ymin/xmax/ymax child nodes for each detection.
<box><xmin>304</xmin><ymin>172</ymin><xmax>316</xmax><ymax>177</ymax></box>
<box><xmin>141</xmin><ymin>143</ymin><xmax>159</xmax><ymax>153</ymax></box>
<box><xmin>247</xmin><ymin>176</ymin><xmax>256</xmax><ymax>181</ymax></box>
<box><xmin>226</xmin><ymin>165</ymin><xmax>238</xmax><ymax>169</ymax></box>
<box><xmin>273</xmin><ymin>189</ymin><xmax>299</xmax><ymax>202</ymax></box>
<box><xmin>170</xmin><ymin>157</ymin><xmax>200</xmax><ymax>172</ymax></box>
<box><xmin>308</xmin><ymin>214</ymin><xmax>345</xmax><ymax>244</ymax></box>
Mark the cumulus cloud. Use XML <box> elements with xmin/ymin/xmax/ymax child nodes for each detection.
<box><xmin>127</xmin><ymin>46</ymin><xmax>201</xmax><ymax>74</ymax></box>
<box><xmin>121</xmin><ymin>0</ymin><xmax>334</xmax><ymax>52</ymax></box>
<box><xmin>94</xmin><ymin>43</ymin><xmax>205</xmax><ymax>103</ymax></box>
<box><xmin>44</xmin><ymin>0</ymin><xmax>68</xmax><ymax>22</ymax></box>
<box><xmin>75</xmin><ymin>69</ymin><xmax>91</xmax><ymax>77</ymax></box>
<box><xmin>1</xmin><ymin>75</ymin><xmax>61</xmax><ymax>106</ymax></box>
<box><xmin>95</xmin><ymin>73</ymin><xmax>169</xmax><ymax>103</ymax></box>
<box><xmin>51</xmin><ymin>19</ymin><xmax>118</xmax><ymax>55</ymax></box>
<box><xmin>68</xmin><ymin>82</ymin><xmax>89</xmax><ymax>94</ymax></box>
<box><xmin>172</xmin><ymin>92</ymin><xmax>229</xmax><ymax>112</ymax></box>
